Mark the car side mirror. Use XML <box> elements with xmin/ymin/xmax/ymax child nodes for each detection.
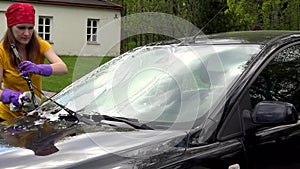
<box><xmin>251</xmin><ymin>101</ymin><xmax>298</xmax><ymax>124</ymax></box>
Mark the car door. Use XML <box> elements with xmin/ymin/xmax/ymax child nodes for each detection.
<box><xmin>240</xmin><ymin>42</ymin><xmax>300</xmax><ymax>169</ymax></box>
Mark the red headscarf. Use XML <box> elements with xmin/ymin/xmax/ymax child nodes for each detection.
<box><xmin>5</xmin><ymin>3</ymin><xmax>35</xmax><ymax>27</ymax></box>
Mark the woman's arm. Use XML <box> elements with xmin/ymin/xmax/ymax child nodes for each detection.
<box><xmin>44</xmin><ymin>48</ymin><xmax>68</xmax><ymax>75</ymax></box>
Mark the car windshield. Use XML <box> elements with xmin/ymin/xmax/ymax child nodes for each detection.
<box><xmin>45</xmin><ymin>44</ymin><xmax>261</xmax><ymax>129</ymax></box>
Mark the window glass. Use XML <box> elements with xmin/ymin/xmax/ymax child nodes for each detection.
<box><xmin>249</xmin><ymin>44</ymin><xmax>300</xmax><ymax>111</ymax></box>
<box><xmin>45</xmin><ymin>34</ymin><xmax>50</xmax><ymax>40</ymax></box>
<box><xmin>93</xmin><ymin>21</ymin><xmax>97</xmax><ymax>27</ymax></box>
<box><xmin>92</xmin><ymin>28</ymin><xmax>97</xmax><ymax>34</ymax></box>
<box><xmin>45</xmin><ymin>26</ymin><xmax>50</xmax><ymax>32</ymax></box>
<box><xmin>39</xmin><ymin>18</ymin><xmax>43</xmax><ymax>24</ymax></box>
<box><xmin>45</xmin><ymin>18</ymin><xmax>50</xmax><ymax>25</ymax></box>
<box><xmin>53</xmin><ymin>45</ymin><xmax>260</xmax><ymax>123</ymax></box>
<box><xmin>38</xmin><ymin>25</ymin><xmax>43</xmax><ymax>32</ymax></box>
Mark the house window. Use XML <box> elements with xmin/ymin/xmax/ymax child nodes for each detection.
<box><xmin>38</xmin><ymin>16</ymin><xmax>52</xmax><ymax>42</ymax></box>
<box><xmin>87</xmin><ymin>19</ymin><xmax>99</xmax><ymax>43</ymax></box>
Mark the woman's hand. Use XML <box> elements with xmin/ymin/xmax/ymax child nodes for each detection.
<box><xmin>1</xmin><ymin>89</ymin><xmax>30</xmax><ymax>108</ymax></box>
<box><xmin>18</xmin><ymin>61</ymin><xmax>53</xmax><ymax>76</ymax></box>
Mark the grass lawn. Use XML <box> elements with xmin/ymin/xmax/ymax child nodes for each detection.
<box><xmin>42</xmin><ymin>56</ymin><xmax>113</xmax><ymax>92</ymax></box>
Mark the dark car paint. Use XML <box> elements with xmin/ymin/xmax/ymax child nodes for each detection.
<box><xmin>216</xmin><ymin>32</ymin><xmax>300</xmax><ymax>168</ymax></box>
<box><xmin>1</xmin><ymin>31</ymin><xmax>300</xmax><ymax>169</ymax></box>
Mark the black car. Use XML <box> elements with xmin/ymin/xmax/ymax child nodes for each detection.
<box><xmin>1</xmin><ymin>30</ymin><xmax>300</xmax><ymax>169</ymax></box>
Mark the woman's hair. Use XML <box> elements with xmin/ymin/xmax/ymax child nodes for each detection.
<box><xmin>1</xmin><ymin>27</ymin><xmax>40</xmax><ymax>68</ymax></box>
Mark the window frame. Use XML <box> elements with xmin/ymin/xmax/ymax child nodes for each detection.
<box><xmin>87</xmin><ymin>18</ymin><xmax>100</xmax><ymax>45</ymax></box>
<box><xmin>38</xmin><ymin>16</ymin><xmax>53</xmax><ymax>43</ymax></box>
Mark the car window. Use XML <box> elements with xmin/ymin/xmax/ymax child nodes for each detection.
<box><xmin>49</xmin><ymin>44</ymin><xmax>260</xmax><ymax>127</ymax></box>
<box><xmin>249</xmin><ymin>44</ymin><xmax>300</xmax><ymax>112</ymax></box>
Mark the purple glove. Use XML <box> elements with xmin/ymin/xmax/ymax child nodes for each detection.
<box><xmin>1</xmin><ymin>89</ymin><xmax>30</xmax><ymax>108</ymax></box>
<box><xmin>18</xmin><ymin>61</ymin><xmax>53</xmax><ymax>76</ymax></box>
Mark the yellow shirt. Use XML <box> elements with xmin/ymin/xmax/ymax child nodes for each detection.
<box><xmin>0</xmin><ymin>38</ymin><xmax>51</xmax><ymax>120</ymax></box>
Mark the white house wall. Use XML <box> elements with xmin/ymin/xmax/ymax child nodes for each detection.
<box><xmin>0</xmin><ymin>2</ymin><xmax>121</xmax><ymax>57</ymax></box>
<box><xmin>0</xmin><ymin>6</ymin><xmax>7</xmax><ymax>39</ymax></box>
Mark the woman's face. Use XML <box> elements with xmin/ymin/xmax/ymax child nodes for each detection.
<box><xmin>11</xmin><ymin>23</ymin><xmax>34</xmax><ymax>46</ymax></box>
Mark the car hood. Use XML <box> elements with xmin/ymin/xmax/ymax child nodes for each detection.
<box><xmin>0</xmin><ymin>128</ymin><xmax>187</xmax><ymax>169</ymax></box>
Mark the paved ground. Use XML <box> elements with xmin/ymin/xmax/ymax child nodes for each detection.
<box><xmin>42</xmin><ymin>91</ymin><xmax>56</xmax><ymax>98</ymax></box>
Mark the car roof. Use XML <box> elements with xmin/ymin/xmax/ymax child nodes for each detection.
<box><xmin>192</xmin><ymin>30</ymin><xmax>300</xmax><ymax>45</ymax></box>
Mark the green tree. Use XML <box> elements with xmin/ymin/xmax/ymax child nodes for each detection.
<box><xmin>226</xmin><ymin>0</ymin><xmax>300</xmax><ymax>31</ymax></box>
<box><xmin>225</xmin><ymin>0</ymin><xmax>262</xmax><ymax>30</ymax></box>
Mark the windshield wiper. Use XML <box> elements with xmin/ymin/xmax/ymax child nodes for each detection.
<box><xmin>84</xmin><ymin>114</ymin><xmax>153</xmax><ymax>130</ymax></box>
<box><xmin>59</xmin><ymin>112</ymin><xmax>153</xmax><ymax>130</ymax></box>
<box><xmin>102</xmin><ymin>115</ymin><xmax>153</xmax><ymax>130</ymax></box>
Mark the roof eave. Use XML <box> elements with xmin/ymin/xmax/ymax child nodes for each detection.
<box><xmin>10</xmin><ymin>0</ymin><xmax>123</xmax><ymax>11</ymax></box>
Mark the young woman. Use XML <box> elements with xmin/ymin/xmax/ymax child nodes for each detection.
<box><xmin>0</xmin><ymin>3</ymin><xmax>68</xmax><ymax>121</ymax></box>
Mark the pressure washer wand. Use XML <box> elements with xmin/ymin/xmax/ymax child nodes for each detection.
<box><xmin>10</xmin><ymin>44</ymin><xmax>38</xmax><ymax>108</ymax></box>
